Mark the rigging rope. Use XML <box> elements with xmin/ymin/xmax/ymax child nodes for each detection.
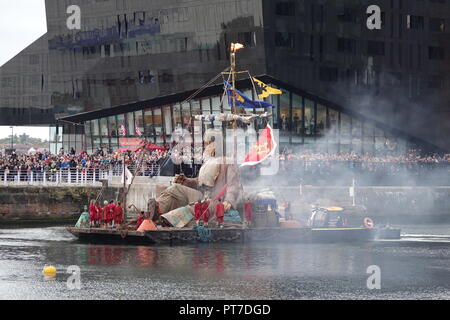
<box><xmin>183</xmin><ymin>67</ymin><xmax>230</xmax><ymax>104</ymax></box>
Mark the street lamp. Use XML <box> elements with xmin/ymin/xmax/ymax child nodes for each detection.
<box><xmin>9</xmin><ymin>126</ymin><xmax>13</xmax><ymax>150</ymax></box>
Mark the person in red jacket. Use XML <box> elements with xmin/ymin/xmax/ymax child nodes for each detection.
<box><xmin>194</xmin><ymin>200</ymin><xmax>202</xmax><ymax>226</ymax></box>
<box><xmin>95</xmin><ymin>201</ymin><xmax>102</xmax><ymax>228</ymax></box>
<box><xmin>201</xmin><ymin>200</ymin><xmax>211</xmax><ymax>226</ymax></box>
<box><xmin>89</xmin><ymin>199</ymin><xmax>96</xmax><ymax>228</ymax></box>
<box><xmin>114</xmin><ymin>201</ymin><xmax>124</xmax><ymax>227</ymax></box>
<box><xmin>102</xmin><ymin>200</ymin><xmax>109</xmax><ymax>228</ymax></box>
<box><xmin>244</xmin><ymin>198</ymin><xmax>253</xmax><ymax>227</ymax></box>
<box><xmin>215</xmin><ymin>198</ymin><xmax>225</xmax><ymax>228</ymax></box>
<box><xmin>108</xmin><ymin>200</ymin><xmax>116</xmax><ymax>228</ymax></box>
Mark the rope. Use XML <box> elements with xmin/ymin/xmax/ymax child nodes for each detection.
<box><xmin>183</xmin><ymin>68</ymin><xmax>229</xmax><ymax>104</ymax></box>
<box><xmin>220</xmin><ymin>71</ymin><xmax>233</xmax><ymax>106</ymax></box>
<box><xmin>194</xmin><ymin>225</ymin><xmax>211</xmax><ymax>242</ymax></box>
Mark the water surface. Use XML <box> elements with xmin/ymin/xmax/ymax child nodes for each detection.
<box><xmin>0</xmin><ymin>225</ymin><xmax>449</xmax><ymax>300</ymax></box>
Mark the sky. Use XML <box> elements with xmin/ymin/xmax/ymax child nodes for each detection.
<box><xmin>0</xmin><ymin>126</ymin><xmax>49</xmax><ymax>141</ymax></box>
<box><xmin>0</xmin><ymin>1</ymin><xmax>47</xmax><ymax>67</ymax></box>
<box><xmin>0</xmin><ymin>1</ymin><xmax>48</xmax><ymax>140</ymax></box>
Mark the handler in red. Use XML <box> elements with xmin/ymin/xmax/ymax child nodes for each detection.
<box><xmin>102</xmin><ymin>200</ymin><xmax>110</xmax><ymax>228</ymax></box>
<box><xmin>244</xmin><ymin>198</ymin><xmax>253</xmax><ymax>227</ymax></box>
<box><xmin>108</xmin><ymin>200</ymin><xmax>116</xmax><ymax>228</ymax></box>
<box><xmin>215</xmin><ymin>198</ymin><xmax>225</xmax><ymax>228</ymax></box>
<box><xmin>89</xmin><ymin>200</ymin><xmax>97</xmax><ymax>228</ymax></box>
<box><xmin>201</xmin><ymin>199</ymin><xmax>211</xmax><ymax>226</ymax></box>
<box><xmin>114</xmin><ymin>201</ymin><xmax>124</xmax><ymax>227</ymax></box>
<box><xmin>194</xmin><ymin>200</ymin><xmax>202</xmax><ymax>226</ymax></box>
<box><xmin>95</xmin><ymin>200</ymin><xmax>102</xmax><ymax>227</ymax></box>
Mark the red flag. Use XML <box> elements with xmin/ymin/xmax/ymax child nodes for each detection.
<box><xmin>241</xmin><ymin>125</ymin><xmax>277</xmax><ymax>167</ymax></box>
<box><xmin>215</xmin><ymin>184</ymin><xmax>228</xmax><ymax>200</ymax></box>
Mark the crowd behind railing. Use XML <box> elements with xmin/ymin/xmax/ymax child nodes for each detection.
<box><xmin>0</xmin><ymin>147</ymin><xmax>167</xmax><ymax>184</ymax></box>
<box><xmin>272</xmin><ymin>149</ymin><xmax>450</xmax><ymax>186</ymax></box>
<box><xmin>1</xmin><ymin>147</ymin><xmax>450</xmax><ymax>186</ymax></box>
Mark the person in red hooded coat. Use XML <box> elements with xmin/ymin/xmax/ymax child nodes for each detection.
<box><xmin>114</xmin><ymin>201</ymin><xmax>124</xmax><ymax>226</ymax></box>
<box><xmin>108</xmin><ymin>200</ymin><xmax>116</xmax><ymax>228</ymax></box>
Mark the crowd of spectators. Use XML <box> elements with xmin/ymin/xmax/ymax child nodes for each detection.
<box><xmin>0</xmin><ymin>147</ymin><xmax>169</xmax><ymax>181</ymax></box>
<box><xmin>274</xmin><ymin>149</ymin><xmax>450</xmax><ymax>186</ymax></box>
<box><xmin>2</xmin><ymin>146</ymin><xmax>450</xmax><ymax>186</ymax></box>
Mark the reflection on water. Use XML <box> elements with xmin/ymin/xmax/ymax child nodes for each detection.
<box><xmin>0</xmin><ymin>226</ymin><xmax>449</xmax><ymax>300</ymax></box>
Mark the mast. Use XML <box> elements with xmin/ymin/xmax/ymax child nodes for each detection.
<box><xmin>122</xmin><ymin>151</ymin><xmax>127</xmax><ymax>221</ymax></box>
<box><xmin>230</xmin><ymin>43</ymin><xmax>244</xmax><ymax>164</ymax></box>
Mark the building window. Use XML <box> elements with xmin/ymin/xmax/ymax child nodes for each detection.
<box><xmin>292</xmin><ymin>94</ymin><xmax>303</xmax><ymax>143</ymax></box>
<box><xmin>430</xmin><ymin>18</ymin><xmax>445</xmax><ymax>32</ymax></box>
<box><xmin>153</xmin><ymin>108</ymin><xmax>164</xmax><ymax>144</ymax></box>
<box><xmin>275</xmin><ymin>1</ymin><xmax>295</xmax><ymax>16</ymax></box>
<box><xmin>304</xmin><ymin>99</ymin><xmax>315</xmax><ymax>143</ymax></box>
<box><xmin>338</xmin><ymin>7</ymin><xmax>356</xmax><ymax>23</ymax></box>
<box><xmin>429</xmin><ymin>46</ymin><xmax>445</xmax><ymax>60</ymax></box>
<box><xmin>159</xmin><ymin>70</ymin><xmax>174</xmax><ymax>83</ymax></box>
<box><xmin>406</xmin><ymin>15</ymin><xmax>424</xmax><ymax>30</ymax></box>
<box><xmin>275</xmin><ymin>32</ymin><xmax>295</xmax><ymax>48</ymax></box>
<box><xmin>29</xmin><ymin>54</ymin><xmax>40</xmax><ymax>65</ymax></box>
<box><xmin>428</xmin><ymin>75</ymin><xmax>443</xmax><ymax>89</ymax></box>
<box><xmin>319</xmin><ymin>67</ymin><xmax>338</xmax><ymax>82</ymax></box>
<box><xmin>367</xmin><ymin>41</ymin><xmax>385</xmax><ymax>56</ymax></box>
<box><xmin>337</xmin><ymin>38</ymin><xmax>356</xmax><ymax>54</ymax></box>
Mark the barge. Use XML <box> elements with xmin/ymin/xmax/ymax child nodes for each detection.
<box><xmin>66</xmin><ymin>225</ymin><xmax>377</xmax><ymax>245</ymax></box>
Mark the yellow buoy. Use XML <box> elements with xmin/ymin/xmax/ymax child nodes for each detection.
<box><xmin>42</xmin><ymin>265</ymin><xmax>57</xmax><ymax>276</ymax></box>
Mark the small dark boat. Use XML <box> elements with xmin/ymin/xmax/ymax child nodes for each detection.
<box><xmin>308</xmin><ymin>206</ymin><xmax>377</xmax><ymax>242</ymax></box>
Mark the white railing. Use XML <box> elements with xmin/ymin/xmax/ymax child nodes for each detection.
<box><xmin>0</xmin><ymin>169</ymin><xmax>109</xmax><ymax>186</ymax></box>
<box><xmin>0</xmin><ymin>163</ymin><xmax>161</xmax><ymax>186</ymax></box>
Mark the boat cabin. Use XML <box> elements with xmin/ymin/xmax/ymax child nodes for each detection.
<box><xmin>309</xmin><ymin>206</ymin><xmax>371</xmax><ymax>229</ymax></box>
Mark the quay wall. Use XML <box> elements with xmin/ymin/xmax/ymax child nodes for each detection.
<box><xmin>0</xmin><ymin>184</ymin><xmax>449</xmax><ymax>224</ymax></box>
<box><xmin>0</xmin><ymin>186</ymin><xmax>120</xmax><ymax>225</ymax></box>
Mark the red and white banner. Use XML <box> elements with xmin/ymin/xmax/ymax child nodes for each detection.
<box><xmin>135</xmin><ymin>123</ymin><xmax>142</xmax><ymax>137</ymax></box>
<box><xmin>120</xmin><ymin>125</ymin><xmax>127</xmax><ymax>137</ymax></box>
<box><xmin>241</xmin><ymin>125</ymin><xmax>277</xmax><ymax>167</ymax></box>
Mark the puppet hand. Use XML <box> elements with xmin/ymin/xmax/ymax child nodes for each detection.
<box><xmin>223</xmin><ymin>201</ymin><xmax>232</xmax><ymax>212</ymax></box>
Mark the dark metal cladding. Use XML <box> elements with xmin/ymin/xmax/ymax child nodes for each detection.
<box><xmin>1</xmin><ymin>0</ymin><xmax>450</xmax><ymax>151</ymax></box>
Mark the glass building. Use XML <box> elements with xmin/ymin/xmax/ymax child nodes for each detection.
<box><xmin>3</xmin><ymin>0</ymin><xmax>450</xmax><ymax>153</ymax></box>
<box><xmin>57</xmin><ymin>76</ymin><xmax>414</xmax><ymax>155</ymax></box>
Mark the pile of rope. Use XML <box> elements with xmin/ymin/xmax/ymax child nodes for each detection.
<box><xmin>194</xmin><ymin>225</ymin><xmax>211</xmax><ymax>242</ymax></box>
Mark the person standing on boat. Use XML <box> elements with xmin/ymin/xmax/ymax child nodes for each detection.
<box><xmin>285</xmin><ymin>200</ymin><xmax>292</xmax><ymax>221</ymax></box>
<box><xmin>102</xmin><ymin>200</ymin><xmax>109</xmax><ymax>228</ymax></box>
<box><xmin>194</xmin><ymin>200</ymin><xmax>202</xmax><ymax>226</ymax></box>
<box><xmin>244</xmin><ymin>198</ymin><xmax>253</xmax><ymax>227</ymax></box>
<box><xmin>201</xmin><ymin>199</ymin><xmax>211</xmax><ymax>227</ymax></box>
<box><xmin>108</xmin><ymin>200</ymin><xmax>116</xmax><ymax>228</ymax></box>
<box><xmin>114</xmin><ymin>201</ymin><xmax>124</xmax><ymax>227</ymax></box>
<box><xmin>89</xmin><ymin>199</ymin><xmax>97</xmax><ymax>228</ymax></box>
<box><xmin>215</xmin><ymin>198</ymin><xmax>225</xmax><ymax>228</ymax></box>
<box><xmin>95</xmin><ymin>200</ymin><xmax>102</xmax><ymax>228</ymax></box>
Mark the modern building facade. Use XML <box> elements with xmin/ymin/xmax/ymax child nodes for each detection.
<box><xmin>1</xmin><ymin>0</ymin><xmax>450</xmax><ymax>154</ymax></box>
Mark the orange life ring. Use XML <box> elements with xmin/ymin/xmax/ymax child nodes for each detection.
<box><xmin>363</xmin><ymin>217</ymin><xmax>374</xmax><ymax>229</ymax></box>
